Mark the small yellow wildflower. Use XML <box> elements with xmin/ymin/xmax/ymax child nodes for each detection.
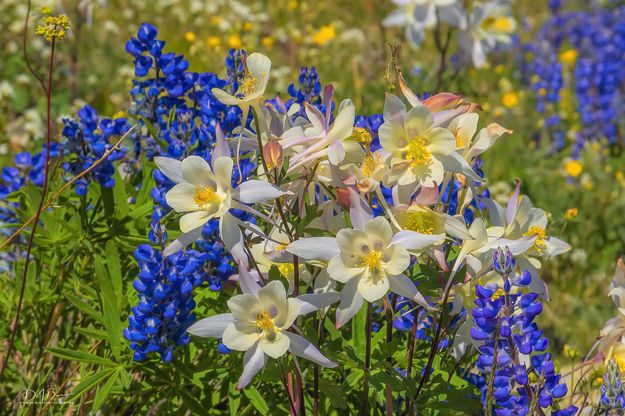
<box><xmin>261</xmin><ymin>36</ymin><xmax>275</xmax><ymax>48</ymax></box>
<box><xmin>563</xmin><ymin>159</ymin><xmax>583</xmax><ymax>177</ymax></box>
<box><xmin>184</xmin><ymin>31</ymin><xmax>196</xmax><ymax>43</ymax></box>
<box><xmin>210</xmin><ymin>16</ymin><xmax>221</xmax><ymax>26</ymax></box>
<box><xmin>311</xmin><ymin>26</ymin><xmax>336</xmax><ymax>46</ymax></box>
<box><xmin>40</xmin><ymin>6</ymin><xmax>52</xmax><ymax>14</ymax></box>
<box><xmin>559</xmin><ymin>49</ymin><xmax>578</xmax><ymax>65</ymax></box>
<box><xmin>502</xmin><ymin>91</ymin><xmax>519</xmax><ymax>108</ymax></box>
<box><xmin>564</xmin><ymin>208</ymin><xmax>578</xmax><ymax>220</ymax></box>
<box><xmin>206</xmin><ymin>36</ymin><xmax>221</xmax><ymax>48</ymax></box>
<box><xmin>495</xmin><ymin>65</ymin><xmax>504</xmax><ymax>74</ymax></box>
<box><xmin>243</xmin><ymin>22</ymin><xmax>253</xmax><ymax>31</ymax></box>
<box><xmin>36</xmin><ymin>12</ymin><xmax>71</xmax><ymax>41</ymax></box>
<box><xmin>228</xmin><ymin>35</ymin><xmax>242</xmax><ymax>49</ymax></box>
<box><xmin>538</xmin><ymin>87</ymin><xmax>547</xmax><ymax>97</ymax></box>
<box><xmin>112</xmin><ymin>111</ymin><xmax>126</xmax><ymax>119</ymax></box>
<box><xmin>287</xmin><ymin>1</ymin><xmax>298</xmax><ymax>10</ymax></box>
<box><xmin>563</xmin><ymin>344</ymin><xmax>579</xmax><ymax>359</ymax></box>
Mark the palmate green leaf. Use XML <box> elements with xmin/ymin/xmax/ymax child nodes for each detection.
<box><xmin>105</xmin><ymin>241</ymin><xmax>123</xmax><ymax>305</ymax></box>
<box><xmin>66</xmin><ymin>367</ymin><xmax>117</xmax><ymax>403</ymax></box>
<box><xmin>112</xmin><ymin>170</ymin><xmax>129</xmax><ymax>217</ymax></box>
<box><xmin>243</xmin><ymin>386</ymin><xmax>270</xmax><ymax>414</ymax></box>
<box><xmin>95</xmin><ymin>256</ymin><xmax>123</xmax><ymax>359</ymax></box>
<box><xmin>63</xmin><ymin>292</ymin><xmax>104</xmax><ymax>324</ymax></box>
<box><xmin>75</xmin><ymin>326</ymin><xmax>108</xmax><ymax>340</ymax></box>
<box><xmin>318</xmin><ymin>378</ymin><xmax>347</xmax><ymax>410</ymax></box>
<box><xmin>47</xmin><ymin>347</ymin><xmax>116</xmax><ymax>367</ymax></box>
<box><xmin>92</xmin><ymin>366</ymin><xmax>122</xmax><ymax>410</ymax></box>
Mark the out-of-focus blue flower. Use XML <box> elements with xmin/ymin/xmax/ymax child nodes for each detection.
<box><xmin>61</xmin><ymin>105</ymin><xmax>128</xmax><ymax>196</ymax></box>
<box><xmin>600</xmin><ymin>358</ymin><xmax>625</xmax><ymax>412</ymax></box>
<box><xmin>523</xmin><ymin>4</ymin><xmax>625</xmax><ymax>156</ymax></box>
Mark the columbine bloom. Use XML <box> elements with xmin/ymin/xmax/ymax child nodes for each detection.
<box><xmin>212</xmin><ymin>52</ymin><xmax>271</xmax><ymax>122</ymax></box>
<box><xmin>462</xmin><ymin>1</ymin><xmax>517</xmax><ymax>68</ymax></box>
<box><xmin>187</xmin><ymin>280</ymin><xmax>339</xmax><ymax>389</ymax></box>
<box><xmin>154</xmin><ymin>153</ymin><xmax>287</xmax><ymax>256</ymax></box>
<box><xmin>287</xmin><ymin>215</ymin><xmax>443</xmax><ymax>327</ymax></box>
<box><xmin>379</xmin><ymin>94</ymin><xmax>479</xmax><ymax>191</ymax></box>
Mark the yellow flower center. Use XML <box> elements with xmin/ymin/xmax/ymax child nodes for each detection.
<box><xmin>352</xmin><ymin>127</ymin><xmax>373</xmax><ymax>146</ymax></box>
<box><xmin>524</xmin><ymin>226</ymin><xmax>547</xmax><ymax>252</ymax></box>
<box><xmin>255</xmin><ymin>310</ymin><xmax>279</xmax><ymax>339</ymax></box>
<box><xmin>194</xmin><ymin>186</ymin><xmax>220</xmax><ymax>210</ymax></box>
<box><xmin>481</xmin><ymin>16</ymin><xmax>514</xmax><ymax>33</ymax></box>
<box><xmin>361</xmin><ymin>250</ymin><xmax>384</xmax><ymax>273</ymax></box>
<box><xmin>275</xmin><ymin>243</ymin><xmax>288</xmax><ymax>251</ymax></box>
<box><xmin>454</xmin><ymin>132</ymin><xmax>465</xmax><ymax>148</ymax></box>
<box><xmin>405</xmin><ymin>138</ymin><xmax>431</xmax><ymax>167</ymax></box>
<box><xmin>403</xmin><ymin>211</ymin><xmax>436</xmax><ymax>234</ymax></box>
<box><xmin>241</xmin><ymin>74</ymin><xmax>258</xmax><ymax>95</ymax></box>
<box><xmin>361</xmin><ymin>153</ymin><xmax>380</xmax><ymax>178</ymax></box>
<box><xmin>276</xmin><ymin>263</ymin><xmax>293</xmax><ymax>277</ymax></box>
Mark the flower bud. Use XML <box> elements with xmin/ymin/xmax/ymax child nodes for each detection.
<box><xmin>263</xmin><ymin>140</ymin><xmax>283</xmax><ymax>169</ymax></box>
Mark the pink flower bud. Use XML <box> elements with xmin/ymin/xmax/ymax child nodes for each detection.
<box><xmin>263</xmin><ymin>140</ymin><xmax>283</xmax><ymax>169</ymax></box>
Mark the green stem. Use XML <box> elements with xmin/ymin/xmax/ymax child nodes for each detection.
<box><xmin>360</xmin><ymin>302</ymin><xmax>373</xmax><ymax>416</ymax></box>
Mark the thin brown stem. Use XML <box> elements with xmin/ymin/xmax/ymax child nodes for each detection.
<box><xmin>22</xmin><ymin>0</ymin><xmax>47</xmax><ymax>95</ymax></box>
<box><xmin>360</xmin><ymin>302</ymin><xmax>373</xmax><ymax>416</ymax></box>
<box><xmin>384</xmin><ymin>297</ymin><xmax>394</xmax><ymax>416</ymax></box>
<box><xmin>0</xmin><ymin>37</ymin><xmax>57</xmax><ymax>382</ymax></box>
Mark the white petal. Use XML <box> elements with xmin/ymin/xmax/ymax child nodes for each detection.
<box><xmin>219</xmin><ymin>212</ymin><xmax>245</xmax><ymax>262</ymax></box>
<box><xmin>212</xmin><ymin>87</ymin><xmax>240</xmax><ymax>106</ymax></box>
<box><xmin>286</xmin><ymin>238</ymin><xmax>339</xmax><ymax>261</ymax></box>
<box><xmin>228</xmin><ymin>293</ymin><xmax>263</xmax><ymax>322</ymax></box>
<box><xmin>507</xmin><ymin>180</ymin><xmax>521</xmax><ymax>225</ymax></box>
<box><xmin>545</xmin><ymin>237</ymin><xmax>571</xmax><ymax>256</ymax></box>
<box><xmin>404</xmin><ymin>105</ymin><xmax>434</xmax><ymax>136</ymax></box>
<box><xmin>238</xmin><ymin>261</ymin><xmax>261</xmax><ymax>296</ymax></box>
<box><xmin>180</xmin><ymin>210</ymin><xmax>212</xmax><ymax>233</ymax></box>
<box><xmin>187</xmin><ymin>314</ymin><xmax>233</xmax><ymax>338</ymax></box>
<box><xmin>281</xmin><ymin>298</ymin><xmax>302</xmax><ymax>329</ymax></box>
<box><xmin>391</xmin><ymin>230</ymin><xmax>445</xmax><ymax>250</ymax></box>
<box><xmin>357</xmin><ymin>275</ymin><xmax>389</xmax><ymax>302</ymax></box>
<box><xmin>234</xmin><ymin>180</ymin><xmax>287</xmax><ymax>204</ymax></box>
<box><xmin>258</xmin><ymin>281</ymin><xmax>289</xmax><ymax>327</ymax></box>
<box><xmin>212</xmin><ymin>124</ymin><xmax>231</xmax><ymax>166</ymax></box>
<box><xmin>181</xmin><ymin>155</ymin><xmax>214</xmax><ymax>187</ymax></box>
<box><xmin>335</xmin><ymin>278</ymin><xmax>365</xmax><ymax>328</ymax></box>
<box><xmin>154</xmin><ymin>156</ymin><xmax>184</xmax><ymax>183</ymax></box>
<box><xmin>162</xmin><ymin>226</ymin><xmax>203</xmax><ymax>257</ymax></box>
<box><xmin>436</xmin><ymin>152</ymin><xmax>481</xmax><ymax>182</ymax></box>
<box><xmin>364</xmin><ymin>217</ymin><xmax>393</xmax><ymax>247</ymax></box>
<box><xmin>165</xmin><ymin>183</ymin><xmax>200</xmax><ymax>212</ymax></box>
<box><xmin>348</xmin><ymin>188</ymin><xmax>373</xmax><ymax>230</ymax></box>
<box><xmin>384</xmin><ymin>245</ymin><xmax>411</xmax><ymax>276</ymax></box>
<box><xmin>237</xmin><ymin>344</ymin><xmax>266</xmax><ymax>389</ymax></box>
<box><xmin>328</xmin><ymin>141</ymin><xmax>346</xmax><ymax>165</ymax></box>
<box><xmin>296</xmin><ymin>292</ymin><xmax>341</xmax><ymax>314</ymax></box>
<box><xmin>327</xmin><ymin>255</ymin><xmax>363</xmax><ymax>283</ymax></box>
<box><xmin>212</xmin><ymin>156</ymin><xmax>234</xmax><ymax>188</ymax></box>
<box><xmin>285</xmin><ymin>332</ymin><xmax>337</xmax><ymax>368</ymax></box>
<box><xmin>222</xmin><ymin>324</ymin><xmax>259</xmax><ymax>351</ymax></box>
<box><xmin>388</xmin><ymin>274</ymin><xmax>431</xmax><ymax>308</ymax></box>
<box><xmin>259</xmin><ymin>332</ymin><xmax>290</xmax><ymax>359</ymax></box>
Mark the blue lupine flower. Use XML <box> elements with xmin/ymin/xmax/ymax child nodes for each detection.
<box><xmin>124</xmin><ymin>244</ymin><xmax>207</xmax><ymax>363</ymax></box>
<box><xmin>61</xmin><ymin>105</ymin><xmax>128</xmax><ymax>196</ymax></box>
<box><xmin>0</xmin><ymin>146</ymin><xmax>59</xmax><ymax>273</ymax></box>
<box><xmin>287</xmin><ymin>66</ymin><xmax>322</xmax><ymax>106</ymax></box>
<box><xmin>468</xmin><ymin>248</ymin><xmax>577</xmax><ymax>415</ymax></box>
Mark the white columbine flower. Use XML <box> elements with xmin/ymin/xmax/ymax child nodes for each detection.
<box><xmin>461</xmin><ymin>1</ymin><xmax>517</xmax><ymax>68</ymax></box>
<box><xmin>188</xmin><ymin>280</ymin><xmax>339</xmax><ymax>389</ymax></box>
<box><xmin>287</xmin><ymin>216</ymin><xmax>444</xmax><ymax>327</ymax></box>
<box><xmin>212</xmin><ymin>52</ymin><xmax>271</xmax><ymax>122</ymax></box>
<box><xmin>154</xmin><ymin>154</ymin><xmax>287</xmax><ymax>256</ymax></box>
<box><xmin>379</xmin><ymin>94</ymin><xmax>479</xmax><ymax>191</ymax></box>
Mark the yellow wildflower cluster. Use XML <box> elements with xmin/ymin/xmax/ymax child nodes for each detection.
<box><xmin>36</xmin><ymin>11</ymin><xmax>71</xmax><ymax>41</ymax></box>
<box><xmin>312</xmin><ymin>26</ymin><xmax>336</xmax><ymax>46</ymax></box>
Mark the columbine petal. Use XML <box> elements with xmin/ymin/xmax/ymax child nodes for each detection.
<box><xmin>228</xmin><ymin>293</ymin><xmax>263</xmax><ymax>322</ymax></box>
<box><xmin>219</xmin><ymin>212</ymin><xmax>245</xmax><ymax>263</ymax></box>
<box><xmin>404</xmin><ymin>105</ymin><xmax>434</xmax><ymax>135</ymax></box>
<box><xmin>348</xmin><ymin>188</ymin><xmax>373</xmax><ymax>230</ymax></box>
<box><xmin>258</xmin><ymin>281</ymin><xmax>289</xmax><ymax>327</ymax></box>
<box><xmin>212</xmin><ymin>156</ymin><xmax>234</xmax><ymax>188</ymax></box>
<box><xmin>391</xmin><ymin>230</ymin><xmax>445</xmax><ymax>250</ymax></box>
<box><xmin>336</xmin><ymin>278</ymin><xmax>365</xmax><ymax>328</ymax></box>
<box><xmin>236</xmin><ymin>343</ymin><xmax>266</xmax><ymax>389</ymax></box>
<box><xmin>234</xmin><ymin>180</ymin><xmax>287</xmax><ymax>204</ymax></box>
<box><xmin>165</xmin><ymin>183</ymin><xmax>200</xmax><ymax>212</ymax></box>
<box><xmin>162</xmin><ymin>226</ymin><xmax>203</xmax><ymax>257</ymax></box>
<box><xmin>327</xmin><ymin>255</ymin><xmax>363</xmax><ymax>283</ymax></box>
<box><xmin>285</xmin><ymin>332</ymin><xmax>337</xmax><ymax>368</ymax></box>
<box><xmin>222</xmin><ymin>324</ymin><xmax>259</xmax><ymax>351</ymax></box>
<box><xmin>259</xmin><ymin>332</ymin><xmax>290</xmax><ymax>359</ymax></box>
<box><xmin>180</xmin><ymin>210</ymin><xmax>212</xmax><ymax>233</ymax></box>
<box><xmin>187</xmin><ymin>314</ymin><xmax>233</xmax><ymax>338</ymax></box>
<box><xmin>388</xmin><ymin>274</ymin><xmax>431</xmax><ymax>309</ymax></box>
<box><xmin>181</xmin><ymin>155</ymin><xmax>214</xmax><ymax>187</ymax></box>
<box><xmin>296</xmin><ymin>292</ymin><xmax>341</xmax><ymax>315</ymax></box>
<box><xmin>154</xmin><ymin>156</ymin><xmax>184</xmax><ymax>183</ymax></box>
<box><xmin>364</xmin><ymin>217</ymin><xmax>393</xmax><ymax>247</ymax></box>
<box><xmin>286</xmin><ymin>238</ymin><xmax>339</xmax><ymax>261</ymax></box>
